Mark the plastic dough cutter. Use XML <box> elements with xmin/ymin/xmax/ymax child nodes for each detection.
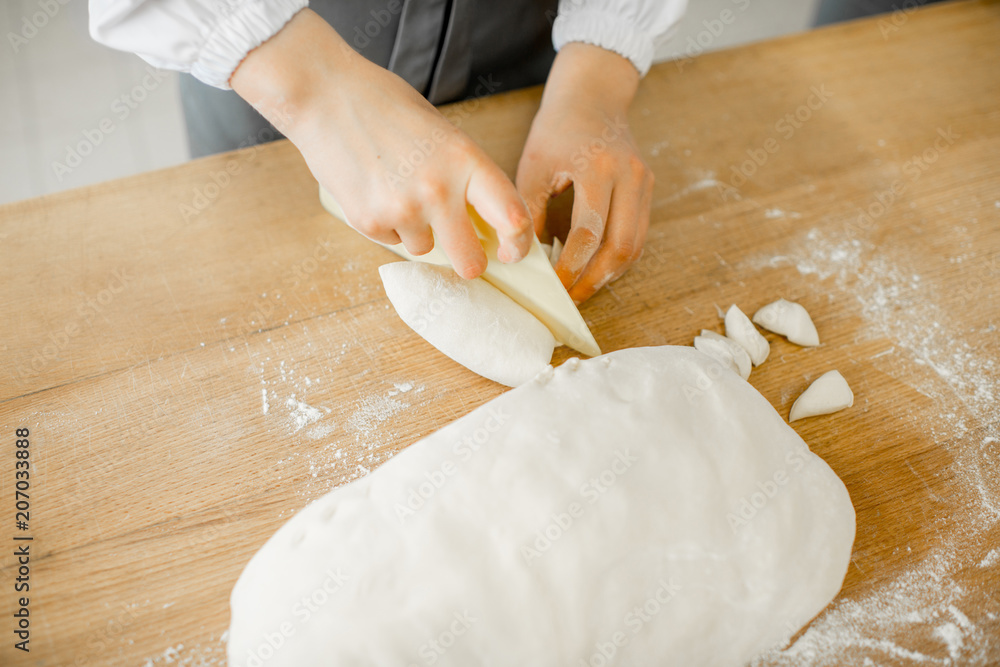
<box><xmin>319</xmin><ymin>186</ymin><xmax>602</xmax><ymax>357</ymax></box>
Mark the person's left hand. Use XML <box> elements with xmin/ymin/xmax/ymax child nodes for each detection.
<box><xmin>516</xmin><ymin>43</ymin><xmax>654</xmax><ymax>304</ymax></box>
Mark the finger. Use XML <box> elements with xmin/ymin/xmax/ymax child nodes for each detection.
<box><xmin>568</xmin><ymin>169</ymin><xmax>652</xmax><ymax>303</ymax></box>
<box><xmin>396</xmin><ymin>225</ymin><xmax>435</xmax><ymax>256</ymax></box>
<box><xmin>353</xmin><ymin>222</ymin><xmax>402</xmax><ymax>247</ymax></box>
<box><xmin>431</xmin><ymin>202</ymin><xmax>488</xmax><ymax>279</ymax></box>
<box><xmin>466</xmin><ymin>159</ymin><xmax>534</xmax><ymax>264</ymax></box>
<box><xmin>553</xmin><ymin>177</ymin><xmax>612</xmax><ymax>290</ymax></box>
<box><xmin>515</xmin><ymin>157</ymin><xmax>553</xmax><ymax>239</ymax></box>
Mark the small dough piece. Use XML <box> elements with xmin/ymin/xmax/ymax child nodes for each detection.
<box><xmin>549</xmin><ymin>237</ymin><xmax>563</xmax><ymax>265</ymax></box>
<box><xmin>789</xmin><ymin>370</ymin><xmax>854</xmax><ymax>422</ymax></box>
<box><xmin>694</xmin><ymin>330</ymin><xmax>752</xmax><ymax>380</ymax></box>
<box><xmin>228</xmin><ymin>347</ymin><xmax>855</xmax><ymax>667</ymax></box>
<box><xmin>379</xmin><ymin>262</ymin><xmax>555</xmax><ymax>387</ymax></box>
<box><xmin>725</xmin><ymin>305</ymin><xmax>770</xmax><ymax>366</ymax></box>
<box><xmin>753</xmin><ymin>299</ymin><xmax>820</xmax><ymax>347</ymax></box>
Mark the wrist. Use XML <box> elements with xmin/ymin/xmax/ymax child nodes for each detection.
<box><xmin>230</xmin><ymin>8</ymin><xmax>359</xmax><ymax>136</ymax></box>
<box><xmin>540</xmin><ymin>42</ymin><xmax>639</xmax><ymax>119</ymax></box>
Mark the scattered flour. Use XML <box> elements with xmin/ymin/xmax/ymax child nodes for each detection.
<box><xmin>764</xmin><ymin>208</ymin><xmax>802</xmax><ymax>220</ymax></box>
<box><xmin>306</xmin><ymin>421</ymin><xmax>338</xmax><ymax>440</ymax></box>
<box><xmin>284</xmin><ymin>397</ymin><xmax>326</xmax><ymax>433</ymax></box>
<box><xmin>653</xmin><ymin>171</ymin><xmax>723</xmax><ymax>208</ymax></box>
<box><xmin>141</xmin><ymin>635</ymin><xmax>228</xmax><ymax>666</ymax></box>
<box><xmin>346</xmin><ymin>393</ymin><xmax>410</xmax><ymax>438</ymax></box>
<box><xmin>389</xmin><ymin>381</ymin><xmax>414</xmax><ymax>395</ymax></box>
<box><xmin>753</xmin><ymin>550</ymin><xmax>994</xmax><ymax>666</ymax></box>
<box><xmin>252</xmin><ymin>332</ymin><xmax>428</xmax><ymax>500</ymax></box>
<box><xmin>742</xmin><ymin>225</ymin><xmax>999</xmax><ymax>666</ymax></box>
<box><xmin>647</xmin><ymin>139</ymin><xmax>670</xmax><ymax>156</ymax></box>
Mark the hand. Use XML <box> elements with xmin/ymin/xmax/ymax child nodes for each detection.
<box><xmin>231</xmin><ymin>9</ymin><xmax>533</xmax><ymax>279</ymax></box>
<box><xmin>517</xmin><ymin>43</ymin><xmax>653</xmax><ymax>303</ymax></box>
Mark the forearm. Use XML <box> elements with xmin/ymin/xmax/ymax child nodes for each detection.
<box><xmin>229</xmin><ymin>8</ymin><xmax>358</xmax><ymax>137</ymax></box>
<box><xmin>539</xmin><ymin>42</ymin><xmax>640</xmax><ymax>118</ymax></box>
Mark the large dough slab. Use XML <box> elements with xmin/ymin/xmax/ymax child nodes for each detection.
<box><xmin>228</xmin><ymin>346</ymin><xmax>855</xmax><ymax>666</ymax></box>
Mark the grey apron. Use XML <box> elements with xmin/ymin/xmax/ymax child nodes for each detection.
<box><xmin>181</xmin><ymin>0</ymin><xmax>558</xmax><ymax>157</ymax></box>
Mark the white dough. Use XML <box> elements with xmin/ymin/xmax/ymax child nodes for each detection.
<box><xmin>694</xmin><ymin>333</ymin><xmax>740</xmax><ymax>375</ymax></box>
<box><xmin>753</xmin><ymin>298</ymin><xmax>820</xmax><ymax>347</ymax></box>
<box><xmin>789</xmin><ymin>370</ymin><xmax>854</xmax><ymax>422</ymax></box>
<box><xmin>228</xmin><ymin>346</ymin><xmax>855</xmax><ymax>667</ymax></box>
<box><xmin>725</xmin><ymin>304</ymin><xmax>770</xmax><ymax>366</ymax></box>
<box><xmin>694</xmin><ymin>330</ymin><xmax>752</xmax><ymax>379</ymax></box>
<box><xmin>549</xmin><ymin>237</ymin><xmax>563</xmax><ymax>265</ymax></box>
<box><xmin>379</xmin><ymin>262</ymin><xmax>555</xmax><ymax>387</ymax></box>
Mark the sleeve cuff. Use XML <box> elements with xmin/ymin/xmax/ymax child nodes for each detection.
<box><xmin>552</xmin><ymin>9</ymin><xmax>655</xmax><ymax>77</ymax></box>
<box><xmin>193</xmin><ymin>0</ymin><xmax>308</xmax><ymax>89</ymax></box>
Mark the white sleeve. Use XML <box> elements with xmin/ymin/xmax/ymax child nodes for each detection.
<box><xmin>89</xmin><ymin>0</ymin><xmax>308</xmax><ymax>89</ymax></box>
<box><xmin>552</xmin><ymin>0</ymin><xmax>688</xmax><ymax>76</ymax></box>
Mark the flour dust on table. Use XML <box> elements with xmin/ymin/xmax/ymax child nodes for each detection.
<box><xmin>228</xmin><ymin>346</ymin><xmax>856</xmax><ymax>667</ymax></box>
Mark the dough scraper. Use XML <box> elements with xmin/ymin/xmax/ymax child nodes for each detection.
<box><xmin>319</xmin><ymin>186</ymin><xmax>601</xmax><ymax>357</ymax></box>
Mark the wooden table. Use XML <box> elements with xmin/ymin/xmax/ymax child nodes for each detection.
<box><xmin>2</xmin><ymin>1</ymin><xmax>998</xmax><ymax>664</ymax></box>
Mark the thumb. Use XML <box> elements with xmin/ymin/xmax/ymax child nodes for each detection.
<box><xmin>466</xmin><ymin>159</ymin><xmax>534</xmax><ymax>263</ymax></box>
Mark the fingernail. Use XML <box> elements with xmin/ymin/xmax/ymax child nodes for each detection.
<box><xmin>502</xmin><ymin>245</ymin><xmax>522</xmax><ymax>263</ymax></box>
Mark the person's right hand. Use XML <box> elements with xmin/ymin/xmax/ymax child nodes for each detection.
<box><xmin>230</xmin><ymin>9</ymin><xmax>533</xmax><ymax>278</ymax></box>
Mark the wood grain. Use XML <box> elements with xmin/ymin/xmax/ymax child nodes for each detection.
<box><xmin>2</xmin><ymin>1</ymin><xmax>999</xmax><ymax>664</ymax></box>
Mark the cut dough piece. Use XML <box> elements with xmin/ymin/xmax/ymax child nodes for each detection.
<box><xmin>725</xmin><ymin>304</ymin><xmax>770</xmax><ymax>366</ymax></box>
<box><xmin>379</xmin><ymin>262</ymin><xmax>555</xmax><ymax>387</ymax></box>
<box><xmin>549</xmin><ymin>237</ymin><xmax>563</xmax><ymax>265</ymax></box>
<box><xmin>789</xmin><ymin>370</ymin><xmax>854</xmax><ymax>422</ymax></box>
<box><xmin>228</xmin><ymin>347</ymin><xmax>855</xmax><ymax>667</ymax></box>
<box><xmin>694</xmin><ymin>330</ymin><xmax>752</xmax><ymax>379</ymax></box>
<box><xmin>693</xmin><ymin>333</ymin><xmax>739</xmax><ymax>376</ymax></box>
<box><xmin>753</xmin><ymin>299</ymin><xmax>820</xmax><ymax>347</ymax></box>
